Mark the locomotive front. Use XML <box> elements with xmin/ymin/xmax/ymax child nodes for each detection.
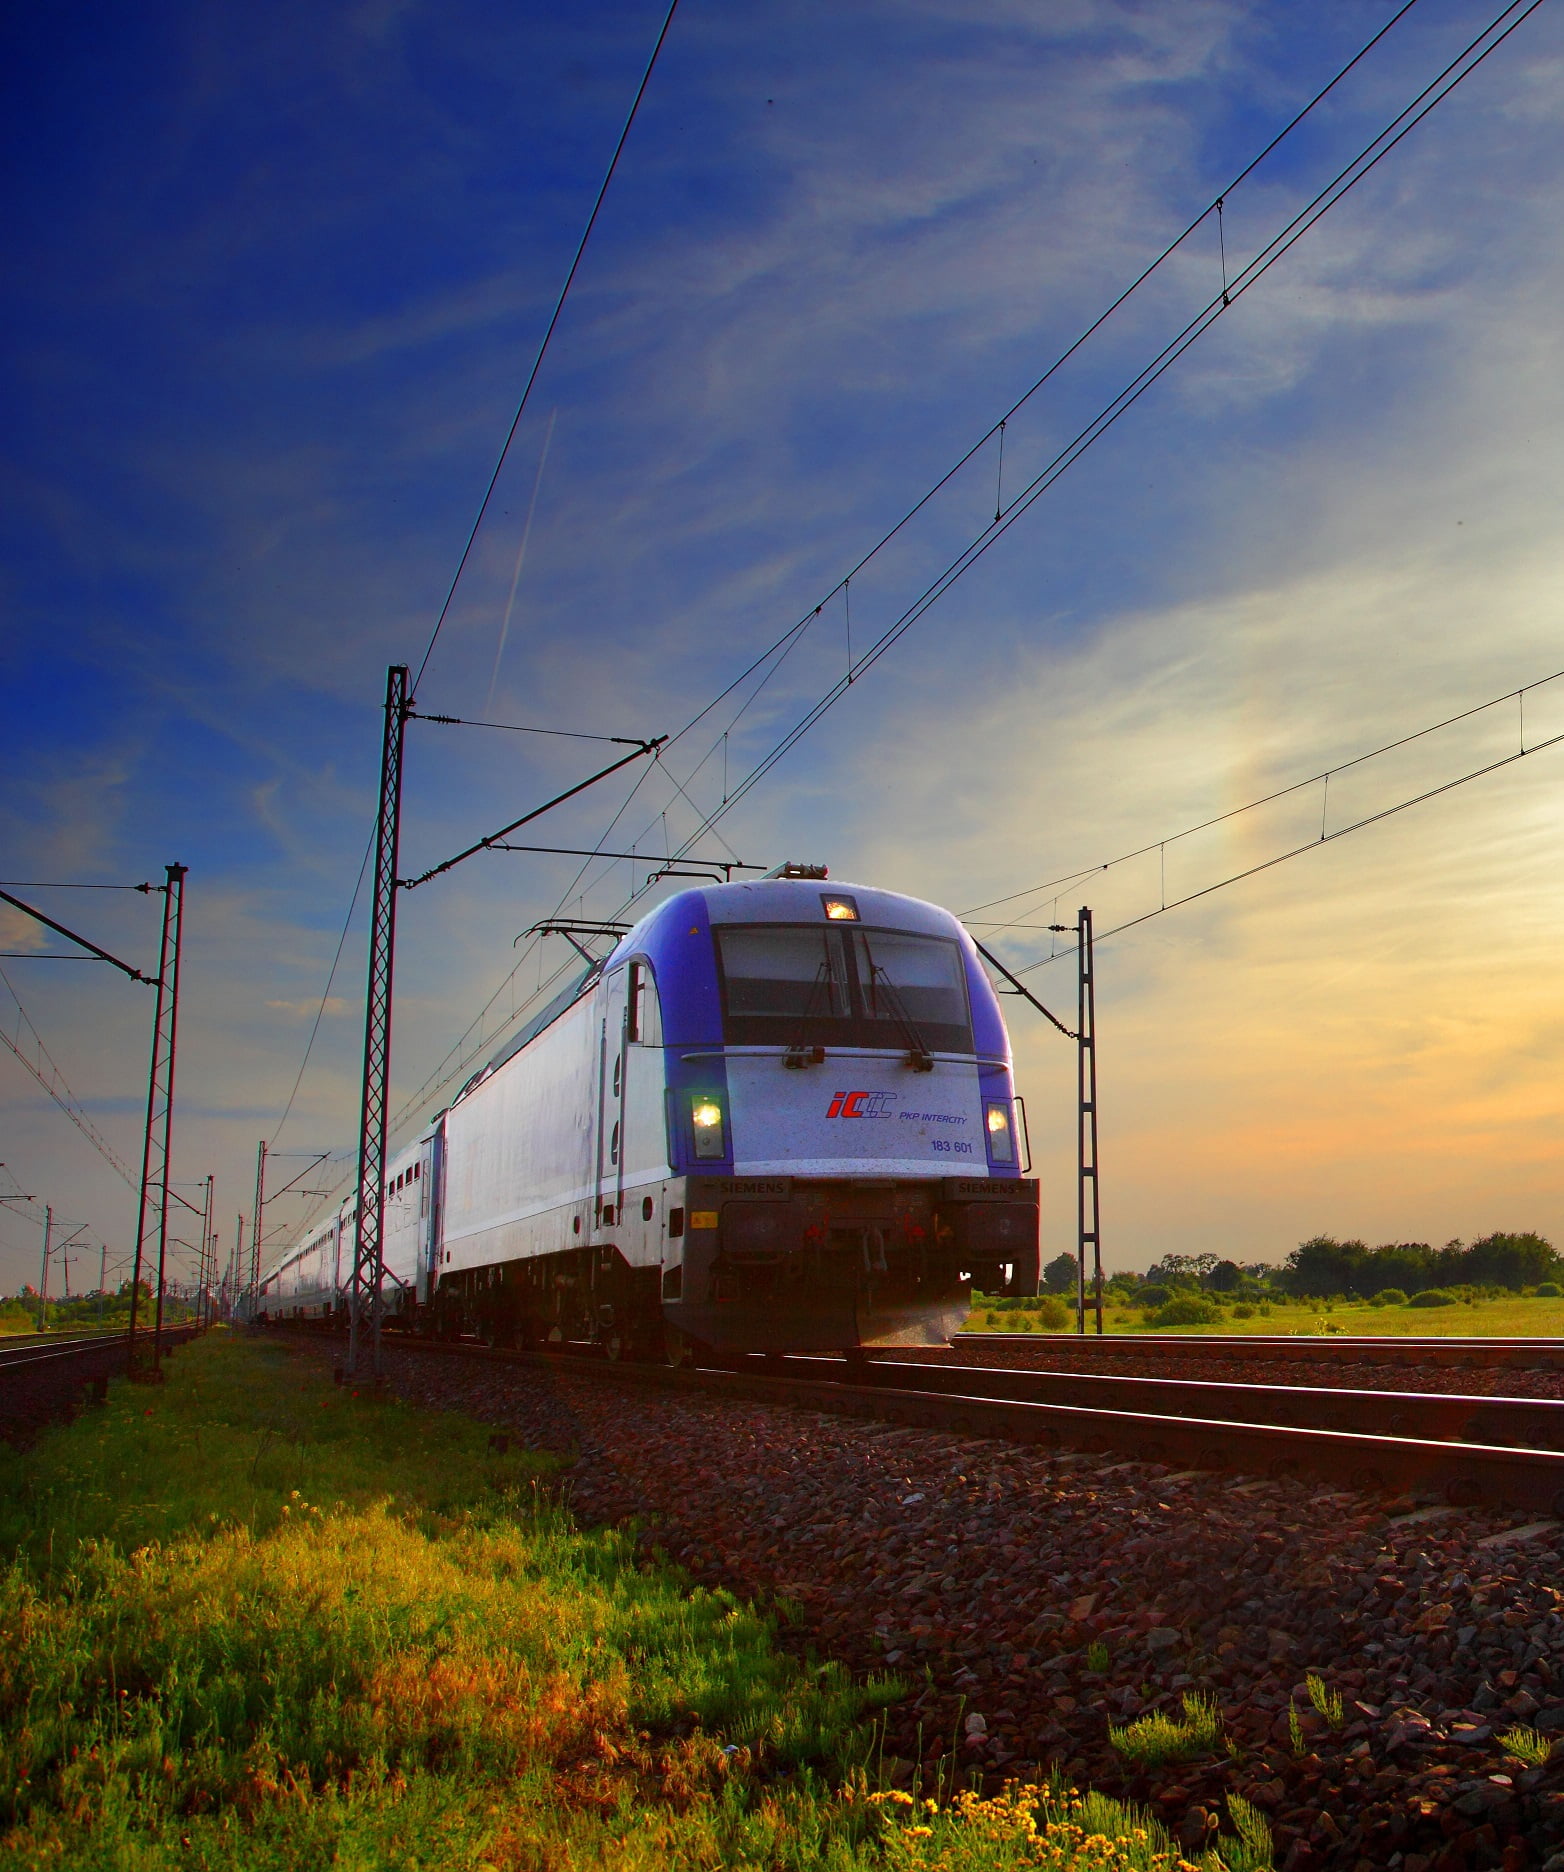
<box><xmin>647</xmin><ymin>871</ymin><xmax>1040</xmax><ymax>1354</ymax></box>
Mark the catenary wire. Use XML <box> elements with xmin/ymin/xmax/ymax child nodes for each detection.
<box><xmin>290</xmin><ymin>1</ymin><xmax>1536</xmax><ymax>1224</ymax></box>
<box><xmin>636</xmin><ymin>0</ymin><xmax>1547</xmax><ymax>872</ymax></box>
<box><xmin>0</xmin><ymin>965</ymin><xmax>139</xmax><ymax>1187</ymax></box>
<box><xmin>960</xmin><ymin>666</ymin><xmax>1564</xmax><ymax>921</ymax></box>
<box><xmin>272</xmin><ymin>827</ymin><xmax>375</xmax><ymax>1145</ymax></box>
<box><xmin>655</xmin><ymin>0</ymin><xmax>1429</xmax><ymax>757</ymax></box>
<box><xmin>385</xmin><ymin>0</ymin><xmax>1542</xmax><ymax>1147</ymax></box>
<box><xmin>364</xmin><ymin>2</ymin><xmax>1460</xmax><ymax>1123</ymax></box>
<box><xmin>1002</xmin><ymin>718</ymin><xmax>1564</xmax><ymax>977</ymax></box>
<box><xmin>409</xmin><ymin>712</ymin><xmax>653</xmax><ymax>744</ymax></box>
<box><xmin>412</xmin><ymin>0</ymin><xmax>681</xmax><ymax>693</ymax></box>
<box><xmin>519</xmin><ymin>0</ymin><xmax>1542</xmax><ymax>929</ymax></box>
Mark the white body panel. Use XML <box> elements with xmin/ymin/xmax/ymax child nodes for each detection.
<box><xmin>728</xmin><ymin>1054</ymin><xmax>984</xmax><ymax>1177</ymax></box>
<box><xmin>439</xmin><ymin>966</ymin><xmax>672</xmax><ymax>1277</ymax></box>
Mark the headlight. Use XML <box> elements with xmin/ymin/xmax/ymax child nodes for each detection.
<box><xmin>691</xmin><ymin>1095</ymin><xmax>726</xmax><ymax>1160</ymax></box>
<box><xmin>985</xmin><ymin>1101</ymin><xmax>1015</xmax><ymax>1164</ymax></box>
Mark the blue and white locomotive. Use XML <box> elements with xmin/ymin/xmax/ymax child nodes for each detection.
<box><xmin>255</xmin><ymin>866</ymin><xmax>1040</xmax><ymax>1357</ymax></box>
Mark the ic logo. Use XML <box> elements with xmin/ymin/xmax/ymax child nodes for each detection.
<box><xmin>826</xmin><ymin>1090</ymin><xmax>898</xmax><ymax>1119</ymax></box>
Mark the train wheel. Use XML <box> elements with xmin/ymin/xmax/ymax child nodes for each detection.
<box><xmin>664</xmin><ymin>1326</ymin><xmax>693</xmax><ymax>1369</ymax></box>
<box><xmin>604</xmin><ymin>1329</ymin><xmax>626</xmax><ymax>1363</ymax></box>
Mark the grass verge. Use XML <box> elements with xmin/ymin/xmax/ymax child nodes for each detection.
<box><xmin>0</xmin><ymin>1332</ymin><xmax>1268</xmax><ymax>1869</ymax></box>
<box><xmin>964</xmin><ymin>1293</ymin><xmax>1564</xmax><ymax>1337</ymax></box>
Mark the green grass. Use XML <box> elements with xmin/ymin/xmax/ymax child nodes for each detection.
<box><xmin>1500</xmin><ymin>1725</ymin><xmax>1553</xmax><ymax>1768</ymax></box>
<box><xmin>0</xmin><ymin>1333</ymin><xmax>1268</xmax><ymax>1871</ymax></box>
<box><xmin>1107</xmin><ymin>1693</ymin><xmax>1224</xmax><ymax>1768</ymax></box>
<box><xmin>1304</xmin><ymin>1675</ymin><xmax>1343</xmax><ymax>1729</ymax></box>
<box><xmin>963</xmin><ymin>1293</ymin><xmax>1564</xmax><ymax>1337</ymax></box>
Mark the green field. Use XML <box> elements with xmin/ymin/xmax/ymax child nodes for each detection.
<box><xmin>963</xmin><ymin>1292</ymin><xmax>1564</xmax><ymax>1338</ymax></box>
<box><xmin>0</xmin><ymin>1331</ymin><xmax>1265</xmax><ymax>1870</ymax></box>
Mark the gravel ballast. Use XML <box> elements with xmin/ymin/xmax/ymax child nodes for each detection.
<box><xmin>310</xmin><ymin>1339</ymin><xmax>1564</xmax><ymax>1870</ymax></box>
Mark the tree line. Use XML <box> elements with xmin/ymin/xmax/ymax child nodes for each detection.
<box><xmin>1272</xmin><ymin>1232</ymin><xmax>1557</xmax><ymax>1299</ymax></box>
<box><xmin>1034</xmin><ymin>1233</ymin><xmax>1559</xmax><ymax>1305</ymax></box>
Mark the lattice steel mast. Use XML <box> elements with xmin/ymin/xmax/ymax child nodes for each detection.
<box><xmin>1076</xmin><ymin>906</ymin><xmax>1103</xmax><ymax>1335</ymax></box>
<box><xmin>347</xmin><ymin>667</ymin><xmax>409</xmax><ymax>1379</ymax></box>
<box><xmin>128</xmin><ymin>862</ymin><xmax>187</xmax><ymax>1377</ymax></box>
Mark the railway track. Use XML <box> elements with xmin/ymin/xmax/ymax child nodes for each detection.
<box><xmin>0</xmin><ymin>1326</ymin><xmax>202</xmax><ymax>1444</ymax></box>
<box><xmin>296</xmin><ymin>1328</ymin><xmax>1564</xmax><ymax>1518</ymax></box>
<box><xmin>0</xmin><ymin>1326</ymin><xmax>201</xmax><ymax>1372</ymax></box>
<box><xmin>0</xmin><ymin>1329</ymin><xmax>137</xmax><ymax>1373</ymax></box>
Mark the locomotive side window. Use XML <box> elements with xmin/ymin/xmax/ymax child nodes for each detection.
<box><xmin>622</xmin><ymin>958</ymin><xmax>662</xmax><ymax>1044</ymax></box>
<box><xmin>715</xmin><ymin>924</ymin><xmax>973</xmax><ymax>1053</ymax></box>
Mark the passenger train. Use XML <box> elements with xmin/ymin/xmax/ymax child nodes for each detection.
<box><xmin>253</xmin><ymin>867</ymin><xmax>1040</xmax><ymax>1358</ymax></box>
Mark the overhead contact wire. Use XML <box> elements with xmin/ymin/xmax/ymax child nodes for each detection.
<box><xmin>370</xmin><ymin>0</ymin><xmax>1540</xmax><ymax>1161</ymax></box>
<box><xmin>658</xmin><ymin>0</ymin><xmax>1427</xmax><ymax>755</ymax></box>
<box><xmin>648</xmin><ymin>0</ymin><xmax>1547</xmax><ymax>866</ymax></box>
<box><xmin>412</xmin><ymin>0</ymin><xmax>681</xmax><ymax>693</ymax></box>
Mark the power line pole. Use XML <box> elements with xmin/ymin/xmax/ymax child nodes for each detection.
<box><xmin>98</xmin><ymin>1241</ymin><xmax>107</xmax><ymax>1324</ymax></box>
<box><xmin>1076</xmin><ymin>906</ymin><xmax>1103</xmax><ymax>1336</ymax></box>
<box><xmin>347</xmin><ymin>666</ymin><xmax>409</xmax><ymax>1382</ymax></box>
<box><xmin>128</xmin><ymin>863</ymin><xmax>187</xmax><ymax>1380</ymax></box>
<box><xmin>37</xmin><ymin>1205</ymin><xmax>51</xmax><ymax>1333</ymax></box>
<box><xmin>249</xmin><ymin>1142</ymin><xmax>267</xmax><ymax>1313</ymax></box>
<box><xmin>199</xmin><ymin>1173</ymin><xmax>215</xmax><ymax>1328</ymax></box>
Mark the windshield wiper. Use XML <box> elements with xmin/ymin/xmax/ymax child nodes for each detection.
<box><xmin>783</xmin><ymin>958</ymin><xmax>839</xmax><ymax>1068</ymax></box>
<box><xmin>860</xmin><ymin>941</ymin><xmax>935</xmax><ymax>1072</ymax></box>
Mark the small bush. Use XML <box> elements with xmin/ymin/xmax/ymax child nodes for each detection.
<box><xmin>1408</xmin><ymin>1288</ymin><xmax>1458</xmax><ymax>1308</ymax></box>
<box><xmin>1369</xmin><ymin>1287</ymin><xmax>1407</xmax><ymax>1308</ymax></box>
<box><xmin>1537</xmin><ymin>1282</ymin><xmax>1562</xmax><ymax>1298</ymax></box>
<box><xmin>1085</xmin><ymin>1639</ymin><xmax>1109</xmax><ymax>1673</ymax></box>
<box><xmin>1109</xmin><ymin>1691</ymin><xmax>1223</xmax><ymax>1765</ymax></box>
<box><xmin>1148</xmin><ymin>1294</ymin><xmax>1222</xmax><ymax>1328</ymax></box>
<box><xmin>1231</xmin><ymin>1304</ymin><xmax>1255</xmax><ymax>1320</ymax></box>
<box><xmin>1036</xmin><ymin>1294</ymin><xmax>1070</xmax><ymax>1331</ymax></box>
<box><xmin>1136</xmin><ymin>1284</ymin><xmax>1172</xmax><ymax>1308</ymax></box>
<box><xmin>1500</xmin><ymin>1724</ymin><xmax>1553</xmax><ymax>1767</ymax></box>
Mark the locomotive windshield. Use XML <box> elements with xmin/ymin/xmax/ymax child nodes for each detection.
<box><xmin>715</xmin><ymin>923</ymin><xmax>974</xmax><ymax>1052</ymax></box>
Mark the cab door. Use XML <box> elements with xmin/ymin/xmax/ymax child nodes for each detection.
<box><xmin>620</xmin><ymin>960</ymin><xmax>667</xmax><ymax>1188</ymax></box>
<box><xmin>596</xmin><ymin>970</ymin><xmax>628</xmax><ymax>1227</ymax></box>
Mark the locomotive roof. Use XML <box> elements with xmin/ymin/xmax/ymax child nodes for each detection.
<box><xmin>610</xmin><ymin>877</ymin><xmax>964</xmax><ymax>960</ymax></box>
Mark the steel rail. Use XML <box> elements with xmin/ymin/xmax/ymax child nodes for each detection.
<box><xmin>953</xmin><ymin>1331</ymin><xmax>1564</xmax><ymax>1369</ymax></box>
<box><xmin>760</xmin><ymin>1353</ymin><xmax>1564</xmax><ymax>1452</ymax></box>
<box><xmin>0</xmin><ymin>1330</ymin><xmax>134</xmax><ymax>1368</ymax></box>
<box><xmin>275</xmin><ymin>1327</ymin><xmax>1564</xmax><ymax>1517</ymax></box>
<box><xmin>0</xmin><ymin>1327</ymin><xmax>198</xmax><ymax>1375</ymax></box>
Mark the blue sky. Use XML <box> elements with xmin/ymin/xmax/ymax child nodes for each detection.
<box><xmin>5</xmin><ymin>0</ymin><xmax>1564</xmax><ymax>1293</ymax></box>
